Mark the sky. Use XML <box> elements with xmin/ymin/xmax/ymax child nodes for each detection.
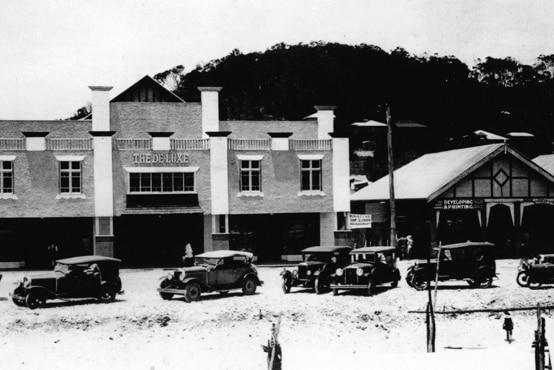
<box><xmin>1</xmin><ymin>0</ymin><xmax>554</xmax><ymax>120</ymax></box>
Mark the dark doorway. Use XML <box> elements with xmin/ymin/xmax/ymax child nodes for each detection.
<box><xmin>487</xmin><ymin>204</ymin><xmax>515</xmax><ymax>257</ymax></box>
<box><xmin>114</xmin><ymin>214</ymin><xmax>203</xmax><ymax>267</ymax></box>
<box><xmin>521</xmin><ymin>204</ymin><xmax>554</xmax><ymax>255</ymax></box>
<box><xmin>438</xmin><ymin>210</ymin><xmax>482</xmax><ymax>245</ymax></box>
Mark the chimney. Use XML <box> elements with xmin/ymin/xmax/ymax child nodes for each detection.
<box><xmin>199</xmin><ymin>87</ymin><xmax>222</xmax><ymax>138</ymax></box>
<box><xmin>314</xmin><ymin>106</ymin><xmax>337</xmax><ymax>139</ymax></box>
<box><xmin>89</xmin><ymin>86</ymin><xmax>113</xmax><ymax>131</ymax></box>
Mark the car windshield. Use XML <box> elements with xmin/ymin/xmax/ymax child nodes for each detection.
<box><xmin>195</xmin><ymin>257</ymin><xmax>220</xmax><ymax>267</ymax></box>
<box><xmin>352</xmin><ymin>254</ymin><xmax>374</xmax><ymax>263</ymax></box>
<box><xmin>54</xmin><ymin>263</ymin><xmax>69</xmax><ymax>274</ymax></box>
<box><xmin>304</xmin><ymin>253</ymin><xmax>328</xmax><ymax>262</ymax></box>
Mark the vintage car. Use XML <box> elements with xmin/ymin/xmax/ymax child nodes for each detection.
<box><xmin>517</xmin><ymin>254</ymin><xmax>554</xmax><ymax>288</ymax></box>
<box><xmin>11</xmin><ymin>255</ymin><xmax>123</xmax><ymax>309</ymax></box>
<box><xmin>158</xmin><ymin>250</ymin><xmax>263</xmax><ymax>302</ymax></box>
<box><xmin>330</xmin><ymin>246</ymin><xmax>401</xmax><ymax>296</ymax></box>
<box><xmin>406</xmin><ymin>241</ymin><xmax>496</xmax><ymax>290</ymax></box>
<box><xmin>280</xmin><ymin>246</ymin><xmax>352</xmax><ymax>294</ymax></box>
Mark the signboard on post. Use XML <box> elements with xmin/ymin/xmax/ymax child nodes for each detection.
<box><xmin>349</xmin><ymin>213</ymin><xmax>372</xmax><ymax>229</ymax></box>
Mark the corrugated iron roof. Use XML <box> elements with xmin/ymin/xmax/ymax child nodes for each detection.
<box><xmin>533</xmin><ymin>154</ymin><xmax>554</xmax><ymax>175</ymax></box>
<box><xmin>351</xmin><ymin>144</ymin><xmax>503</xmax><ymax>201</ymax></box>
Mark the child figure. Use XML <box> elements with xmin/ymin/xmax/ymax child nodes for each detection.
<box><xmin>503</xmin><ymin>311</ymin><xmax>514</xmax><ymax>343</ymax></box>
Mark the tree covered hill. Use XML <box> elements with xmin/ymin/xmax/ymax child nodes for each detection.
<box><xmin>155</xmin><ymin>42</ymin><xmax>554</xmax><ymax>153</ymax></box>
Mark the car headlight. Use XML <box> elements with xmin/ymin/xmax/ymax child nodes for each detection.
<box><xmin>336</xmin><ymin>268</ymin><xmax>343</xmax><ymax>276</ymax></box>
<box><xmin>292</xmin><ymin>270</ymin><xmax>298</xmax><ymax>278</ymax></box>
<box><xmin>166</xmin><ymin>273</ymin><xmax>173</xmax><ymax>280</ymax></box>
<box><xmin>307</xmin><ymin>270</ymin><xmax>312</xmax><ymax>276</ymax></box>
<box><xmin>356</xmin><ymin>268</ymin><xmax>364</xmax><ymax>276</ymax></box>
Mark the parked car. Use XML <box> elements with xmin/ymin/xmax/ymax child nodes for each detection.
<box><xmin>406</xmin><ymin>241</ymin><xmax>496</xmax><ymax>290</ymax></box>
<box><xmin>330</xmin><ymin>246</ymin><xmax>400</xmax><ymax>296</ymax></box>
<box><xmin>517</xmin><ymin>254</ymin><xmax>554</xmax><ymax>288</ymax></box>
<box><xmin>280</xmin><ymin>246</ymin><xmax>352</xmax><ymax>294</ymax></box>
<box><xmin>158</xmin><ymin>250</ymin><xmax>263</xmax><ymax>302</ymax></box>
<box><xmin>11</xmin><ymin>255</ymin><xmax>123</xmax><ymax>309</ymax></box>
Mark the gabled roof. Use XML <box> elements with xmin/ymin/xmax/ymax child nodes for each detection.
<box><xmin>352</xmin><ymin>143</ymin><xmax>554</xmax><ymax>202</ymax></box>
<box><xmin>111</xmin><ymin>75</ymin><xmax>186</xmax><ymax>103</ymax></box>
<box><xmin>474</xmin><ymin>130</ymin><xmax>506</xmax><ymax>141</ymax></box>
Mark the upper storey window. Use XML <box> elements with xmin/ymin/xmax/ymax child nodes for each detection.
<box><xmin>0</xmin><ymin>160</ymin><xmax>13</xmax><ymax>194</ymax></box>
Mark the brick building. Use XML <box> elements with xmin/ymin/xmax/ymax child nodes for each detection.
<box><xmin>0</xmin><ymin>76</ymin><xmax>351</xmax><ymax>267</ymax></box>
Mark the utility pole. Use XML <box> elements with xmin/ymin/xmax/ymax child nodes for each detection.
<box><xmin>386</xmin><ymin>105</ymin><xmax>397</xmax><ymax>248</ymax></box>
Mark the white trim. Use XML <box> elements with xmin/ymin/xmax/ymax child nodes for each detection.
<box><xmin>297</xmin><ymin>154</ymin><xmax>325</xmax><ymax>160</ymax></box>
<box><xmin>237</xmin><ymin>191</ymin><xmax>264</xmax><ymax>197</ymax></box>
<box><xmin>56</xmin><ymin>194</ymin><xmax>86</xmax><ymax>199</ymax></box>
<box><xmin>0</xmin><ymin>194</ymin><xmax>17</xmax><ymax>199</ymax></box>
<box><xmin>237</xmin><ymin>154</ymin><xmax>264</xmax><ymax>161</ymax></box>
<box><xmin>124</xmin><ymin>166</ymin><xmax>199</xmax><ymax>173</ymax></box>
<box><xmin>298</xmin><ymin>191</ymin><xmax>325</xmax><ymax>197</ymax></box>
<box><xmin>55</xmin><ymin>155</ymin><xmax>85</xmax><ymax>162</ymax></box>
<box><xmin>0</xmin><ymin>155</ymin><xmax>16</xmax><ymax>161</ymax></box>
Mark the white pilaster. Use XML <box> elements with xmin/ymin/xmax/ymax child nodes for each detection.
<box><xmin>331</xmin><ymin>135</ymin><xmax>351</xmax><ymax>213</ymax></box>
<box><xmin>92</xmin><ymin>134</ymin><xmax>114</xmax><ymax>217</ymax></box>
<box><xmin>199</xmin><ymin>87</ymin><xmax>222</xmax><ymax>138</ymax></box>
<box><xmin>208</xmin><ymin>132</ymin><xmax>230</xmax><ymax>215</ymax></box>
<box><xmin>89</xmin><ymin>86</ymin><xmax>113</xmax><ymax>131</ymax></box>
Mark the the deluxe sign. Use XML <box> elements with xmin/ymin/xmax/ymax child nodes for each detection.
<box><xmin>133</xmin><ymin>153</ymin><xmax>189</xmax><ymax>164</ymax></box>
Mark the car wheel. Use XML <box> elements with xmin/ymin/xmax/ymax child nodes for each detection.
<box><xmin>12</xmin><ymin>297</ymin><xmax>26</xmax><ymax>307</ymax></box>
<box><xmin>405</xmin><ymin>273</ymin><xmax>414</xmax><ymax>287</ymax></box>
<box><xmin>98</xmin><ymin>285</ymin><xmax>116</xmax><ymax>303</ymax></box>
<box><xmin>366</xmin><ymin>278</ymin><xmax>376</xmax><ymax>296</ymax></box>
<box><xmin>25</xmin><ymin>291</ymin><xmax>45</xmax><ymax>309</ymax></box>
<box><xmin>184</xmin><ymin>283</ymin><xmax>201</xmax><ymax>302</ymax></box>
<box><xmin>516</xmin><ymin>271</ymin><xmax>530</xmax><ymax>287</ymax></box>
<box><xmin>281</xmin><ymin>279</ymin><xmax>291</xmax><ymax>294</ymax></box>
<box><xmin>159</xmin><ymin>279</ymin><xmax>174</xmax><ymax>300</ymax></box>
<box><xmin>529</xmin><ymin>281</ymin><xmax>543</xmax><ymax>289</ymax></box>
<box><xmin>479</xmin><ymin>277</ymin><xmax>493</xmax><ymax>288</ymax></box>
<box><xmin>332</xmin><ymin>289</ymin><xmax>338</xmax><ymax>296</ymax></box>
<box><xmin>412</xmin><ymin>275</ymin><xmax>429</xmax><ymax>291</ymax></box>
<box><xmin>314</xmin><ymin>276</ymin><xmax>327</xmax><ymax>294</ymax></box>
<box><xmin>242</xmin><ymin>276</ymin><xmax>257</xmax><ymax>295</ymax></box>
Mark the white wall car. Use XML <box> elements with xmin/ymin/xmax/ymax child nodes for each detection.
<box><xmin>158</xmin><ymin>250</ymin><xmax>263</xmax><ymax>302</ymax></box>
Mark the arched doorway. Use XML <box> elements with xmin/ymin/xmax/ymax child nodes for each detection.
<box><xmin>487</xmin><ymin>204</ymin><xmax>514</xmax><ymax>258</ymax></box>
<box><xmin>521</xmin><ymin>204</ymin><xmax>554</xmax><ymax>255</ymax></box>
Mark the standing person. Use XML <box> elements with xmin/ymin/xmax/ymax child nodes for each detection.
<box><xmin>183</xmin><ymin>242</ymin><xmax>194</xmax><ymax>267</ymax></box>
<box><xmin>47</xmin><ymin>243</ymin><xmax>59</xmax><ymax>267</ymax></box>
<box><xmin>503</xmin><ymin>311</ymin><xmax>514</xmax><ymax>343</ymax></box>
<box><xmin>406</xmin><ymin>235</ymin><xmax>414</xmax><ymax>259</ymax></box>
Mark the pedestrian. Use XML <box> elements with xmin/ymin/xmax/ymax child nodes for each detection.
<box><xmin>503</xmin><ymin>311</ymin><xmax>514</xmax><ymax>343</ymax></box>
<box><xmin>183</xmin><ymin>242</ymin><xmax>194</xmax><ymax>267</ymax></box>
<box><xmin>406</xmin><ymin>235</ymin><xmax>414</xmax><ymax>259</ymax></box>
<box><xmin>47</xmin><ymin>243</ymin><xmax>59</xmax><ymax>267</ymax></box>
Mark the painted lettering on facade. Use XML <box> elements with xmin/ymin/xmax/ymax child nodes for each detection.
<box><xmin>349</xmin><ymin>213</ymin><xmax>372</xmax><ymax>229</ymax></box>
<box><xmin>434</xmin><ymin>199</ymin><xmax>485</xmax><ymax>210</ymax></box>
<box><xmin>133</xmin><ymin>153</ymin><xmax>189</xmax><ymax>164</ymax></box>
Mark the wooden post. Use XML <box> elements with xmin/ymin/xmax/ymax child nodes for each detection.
<box><xmin>386</xmin><ymin>105</ymin><xmax>397</xmax><ymax>249</ymax></box>
<box><xmin>426</xmin><ymin>250</ymin><xmax>436</xmax><ymax>352</ymax></box>
<box><xmin>536</xmin><ymin>304</ymin><xmax>545</xmax><ymax>370</ymax></box>
<box><xmin>262</xmin><ymin>315</ymin><xmax>282</xmax><ymax>370</ymax></box>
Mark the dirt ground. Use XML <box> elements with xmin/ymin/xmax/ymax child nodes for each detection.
<box><xmin>1</xmin><ymin>260</ymin><xmax>553</xmax><ymax>369</ymax></box>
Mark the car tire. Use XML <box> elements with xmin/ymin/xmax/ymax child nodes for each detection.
<box><xmin>479</xmin><ymin>277</ymin><xmax>493</xmax><ymax>288</ymax></box>
<box><xmin>242</xmin><ymin>276</ymin><xmax>257</xmax><ymax>295</ymax></box>
<box><xmin>184</xmin><ymin>283</ymin><xmax>201</xmax><ymax>302</ymax></box>
<box><xmin>98</xmin><ymin>285</ymin><xmax>116</xmax><ymax>303</ymax></box>
<box><xmin>314</xmin><ymin>276</ymin><xmax>326</xmax><ymax>294</ymax></box>
<box><xmin>529</xmin><ymin>281</ymin><xmax>543</xmax><ymax>289</ymax></box>
<box><xmin>405</xmin><ymin>273</ymin><xmax>414</xmax><ymax>287</ymax></box>
<box><xmin>159</xmin><ymin>279</ymin><xmax>174</xmax><ymax>300</ymax></box>
<box><xmin>412</xmin><ymin>275</ymin><xmax>429</xmax><ymax>291</ymax></box>
<box><xmin>281</xmin><ymin>279</ymin><xmax>291</xmax><ymax>294</ymax></box>
<box><xmin>516</xmin><ymin>271</ymin><xmax>530</xmax><ymax>287</ymax></box>
<box><xmin>25</xmin><ymin>291</ymin><xmax>45</xmax><ymax>309</ymax></box>
<box><xmin>332</xmin><ymin>289</ymin><xmax>338</xmax><ymax>296</ymax></box>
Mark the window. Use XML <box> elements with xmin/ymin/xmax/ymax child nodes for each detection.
<box><xmin>0</xmin><ymin>161</ymin><xmax>13</xmax><ymax>194</ymax></box>
<box><xmin>301</xmin><ymin>159</ymin><xmax>322</xmax><ymax>191</ymax></box>
<box><xmin>60</xmin><ymin>161</ymin><xmax>82</xmax><ymax>194</ymax></box>
<box><xmin>240</xmin><ymin>160</ymin><xmax>261</xmax><ymax>192</ymax></box>
<box><xmin>129</xmin><ymin>172</ymin><xmax>195</xmax><ymax>193</ymax></box>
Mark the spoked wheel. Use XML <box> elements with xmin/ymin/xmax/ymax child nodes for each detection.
<box><xmin>282</xmin><ymin>279</ymin><xmax>291</xmax><ymax>294</ymax></box>
<box><xmin>159</xmin><ymin>279</ymin><xmax>174</xmax><ymax>300</ymax></box>
<box><xmin>98</xmin><ymin>285</ymin><xmax>116</xmax><ymax>303</ymax></box>
<box><xmin>184</xmin><ymin>283</ymin><xmax>201</xmax><ymax>302</ymax></box>
<box><xmin>412</xmin><ymin>275</ymin><xmax>429</xmax><ymax>291</ymax></box>
<box><xmin>314</xmin><ymin>276</ymin><xmax>327</xmax><ymax>295</ymax></box>
<box><xmin>516</xmin><ymin>271</ymin><xmax>529</xmax><ymax>287</ymax></box>
<box><xmin>242</xmin><ymin>277</ymin><xmax>257</xmax><ymax>295</ymax></box>
<box><xmin>25</xmin><ymin>291</ymin><xmax>46</xmax><ymax>309</ymax></box>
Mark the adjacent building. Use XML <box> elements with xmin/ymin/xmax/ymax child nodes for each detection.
<box><xmin>0</xmin><ymin>76</ymin><xmax>351</xmax><ymax>267</ymax></box>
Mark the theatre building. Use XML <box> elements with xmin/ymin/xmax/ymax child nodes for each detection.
<box><xmin>352</xmin><ymin>143</ymin><xmax>554</xmax><ymax>258</ymax></box>
<box><xmin>0</xmin><ymin>76</ymin><xmax>350</xmax><ymax>267</ymax></box>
